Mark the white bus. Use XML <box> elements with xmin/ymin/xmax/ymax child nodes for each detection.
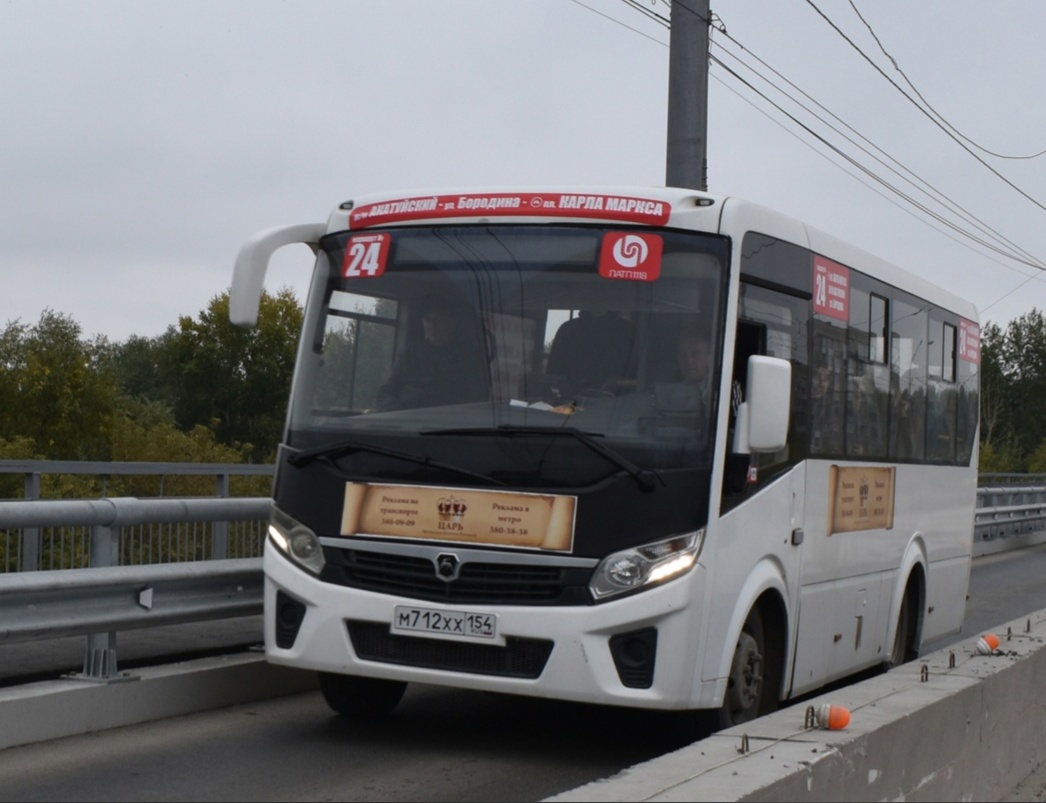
<box><xmin>230</xmin><ymin>186</ymin><xmax>979</xmax><ymax>733</ymax></box>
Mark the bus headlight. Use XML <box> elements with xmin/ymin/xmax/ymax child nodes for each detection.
<box><xmin>589</xmin><ymin>530</ymin><xmax>704</xmax><ymax>601</ymax></box>
<box><xmin>268</xmin><ymin>506</ymin><xmax>326</xmax><ymax>576</ymax></box>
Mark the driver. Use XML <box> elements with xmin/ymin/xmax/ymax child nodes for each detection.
<box><xmin>376</xmin><ymin>302</ymin><xmax>489</xmax><ymax>410</ymax></box>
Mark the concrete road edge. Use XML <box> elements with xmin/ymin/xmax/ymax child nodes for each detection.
<box><xmin>547</xmin><ymin>608</ymin><xmax>1046</xmax><ymax>802</ymax></box>
<box><xmin>0</xmin><ymin>652</ymin><xmax>319</xmax><ymax>752</ymax></box>
<box><xmin>2</xmin><ymin>612</ymin><xmax>1044</xmax><ymax>801</ymax></box>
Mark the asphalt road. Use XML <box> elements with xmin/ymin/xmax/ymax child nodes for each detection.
<box><xmin>2</xmin><ymin>543</ymin><xmax>1046</xmax><ymax>801</ymax></box>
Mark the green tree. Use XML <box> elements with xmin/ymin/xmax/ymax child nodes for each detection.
<box><xmin>107</xmin><ymin>402</ymin><xmax>261</xmax><ymax>496</ymax></box>
<box><xmin>104</xmin><ymin>332</ymin><xmax>175</xmax><ymax>405</ymax></box>
<box><xmin>156</xmin><ymin>288</ymin><xmax>302</xmax><ymax>461</ymax></box>
<box><xmin>0</xmin><ymin>310</ymin><xmax>120</xmax><ymax>460</ymax></box>
<box><xmin>988</xmin><ymin>309</ymin><xmax>1046</xmax><ymax>469</ymax></box>
<box><xmin>0</xmin><ymin>436</ymin><xmax>39</xmax><ymax>499</ymax></box>
<box><xmin>977</xmin><ymin>322</ymin><xmax>1019</xmax><ymax>472</ymax></box>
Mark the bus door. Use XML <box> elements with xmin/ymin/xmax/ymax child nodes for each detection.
<box><xmin>714</xmin><ymin>281</ymin><xmax>809</xmax><ymax>696</ymax></box>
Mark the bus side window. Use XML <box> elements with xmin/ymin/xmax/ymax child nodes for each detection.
<box><xmin>722</xmin><ymin>284</ymin><xmax>810</xmax><ymax>512</ymax></box>
<box><xmin>724</xmin><ymin>320</ymin><xmax>764</xmax><ymax>497</ymax></box>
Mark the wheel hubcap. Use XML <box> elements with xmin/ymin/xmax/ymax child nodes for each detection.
<box><xmin>727</xmin><ymin>632</ymin><xmax>763</xmax><ymax>719</ymax></box>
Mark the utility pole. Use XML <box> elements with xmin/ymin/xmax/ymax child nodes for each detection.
<box><xmin>665</xmin><ymin>0</ymin><xmax>711</xmax><ymax>191</ymax></box>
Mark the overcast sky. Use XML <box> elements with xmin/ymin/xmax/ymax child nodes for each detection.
<box><xmin>3</xmin><ymin>0</ymin><xmax>1045</xmax><ymax>343</ymax></box>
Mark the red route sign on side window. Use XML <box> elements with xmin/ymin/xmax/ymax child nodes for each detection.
<box><xmin>813</xmin><ymin>256</ymin><xmax>850</xmax><ymax>321</ymax></box>
<box><xmin>959</xmin><ymin>318</ymin><xmax>980</xmax><ymax>365</ymax></box>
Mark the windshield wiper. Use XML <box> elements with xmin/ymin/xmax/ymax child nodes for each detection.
<box><xmin>424</xmin><ymin>426</ymin><xmax>663</xmax><ymax>493</ymax></box>
<box><xmin>288</xmin><ymin>438</ymin><xmax>505</xmax><ymax>486</ymax></box>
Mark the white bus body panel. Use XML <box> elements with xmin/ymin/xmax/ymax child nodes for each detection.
<box><xmin>790</xmin><ymin>461</ymin><xmax>973</xmax><ymax>693</ymax></box>
<box><xmin>696</xmin><ymin>465</ymin><xmax>805</xmax><ymax>698</ymax></box>
<box><xmin>264</xmin><ymin>543</ymin><xmax>725</xmax><ymax>710</ymax></box>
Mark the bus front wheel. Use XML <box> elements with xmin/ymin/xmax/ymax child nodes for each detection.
<box><xmin>719</xmin><ymin>607</ymin><xmax>772</xmax><ymax>727</ymax></box>
<box><xmin>318</xmin><ymin>672</ymin><xmax>407</xmax><ymax>718</ymax></box>
<box><xmin>671</xmin><ymin>605</ymin><xmax>780</xmax><ymax>743</ymax></box>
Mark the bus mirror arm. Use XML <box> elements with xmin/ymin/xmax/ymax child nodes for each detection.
<box><xmin>229</xmin><ymin>223</ymin><xmax>326</xmax><ymax>328</ymax></box>
<box><xmin>732</xmin><ymin>402</ymin><xmax>750</xmax><ymax>454</ymax></box>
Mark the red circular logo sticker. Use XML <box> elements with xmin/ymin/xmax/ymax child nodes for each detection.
<box><xmin>598</xmin><ymin>232</ymin><xmax>663</xmax><ymax>282</ymax></box>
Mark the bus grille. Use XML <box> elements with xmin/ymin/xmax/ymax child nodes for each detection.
<box><xmin>323</xmin><ymin>548</ymin><xmax>594</xmax><ymax>605</ymax></box>
<box><xmin>347</xmin><ymin>621</ymin><xmax>553</xmax><ymax>679</ymax></box>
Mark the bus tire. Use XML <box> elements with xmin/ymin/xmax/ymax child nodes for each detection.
<box><xmin>886</xmin><ymin>579</ymin><xmax>920</xmax><ymax>669</ymax></box>
<box><xmin>318</xmin><ymin>672</ymin><xmax>407</xmax><ymax>718</ymax></box>
<box><xmin>671</xmin><ymin>605</ymin><xmax>781</xmax><ymax>743</ymax></box>
<box><xmin>718</xmin><ymin>606</ymin><xmax>774</xmax><ymax>728</ymax></box>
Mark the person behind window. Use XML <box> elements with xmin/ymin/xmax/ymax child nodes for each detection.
<box><xmin>676</xmin><ymin>329</ymin><xmax>712</xmax><ymax>399</ymax></box>
<box><xmin>652</xmin><ymin>327</ymin><xmax>712</xmax><ymax>420</ymax></box>
<box><xmin>811</xmin><ymin>360</ymin><xmax>844</xmax><ymax>455</ymax></box>
<box><xmin>376</xmin><ymin>302</ymin><xmax>488</xmax><ymax>411</ymax></box>
<box><xmin>546</xmin><ymin>310</ymin><xmax>632</xmax><ymax>394</ymax></box>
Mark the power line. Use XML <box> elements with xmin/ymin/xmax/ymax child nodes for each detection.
<box><xmin>803</xmin><ymin>0</ymin><xmax>1046</xmax><ymax>215</ymax></box>
<box><xmin>619</xmin><ymin>0</ymin><xmax>669</xmax><ymax>27</ymax></box>
<box><xmin>565</xmin><ymin>0</ymin><xmax>666</xmax><ymax>45</ymax></box>
<box><xmin>846</xmin><ymin>0</ymin><xmax>1046</xmax><ymax>160</ymax></box>
<box><xmin>710</xmin><ymin>51</ymin><xmax>1046</xmax><ymax>271</ymax></box>
<box><xmin>615</xmin><ymin>0</ymin><xmax>1040</xmax><ymax>265</ymax></box>
<box><xmin>571</xmin><ymin>0</ymin><xmax>1046</xmax><ymax>304</ymax></box>
<box><xmin>710</xmin><ymin>34</ymin><xmax>1045</xmax><ymax>271</ymax></box>
<box><xmin>707</xmin><ymin>53</ymin><xmax>1046</xmax><ymax>312</ymax></box>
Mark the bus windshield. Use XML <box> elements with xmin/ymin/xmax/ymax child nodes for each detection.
<box><xmin>287</xmin><ymin>225</ymin><xmax>729</xmax><ymax>487</ymax></box>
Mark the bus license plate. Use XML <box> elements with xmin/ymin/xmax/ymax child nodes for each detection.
<box><xmin>392</xmin><ymin>605</ymin><xmax>497</xmax><ymax>641</ymax></box>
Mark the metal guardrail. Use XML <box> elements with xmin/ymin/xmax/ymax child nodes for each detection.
<box><xmin>975</xmin><ymin>485</ymin><xmax>1046</xmax><ymax>541</ymax></box>
<box><xmin>0</xmin><ymin>496</ymin><xmax>271</xmax><ymax>680</ymax></box>
<box><xmin>0</xmin><ymin>460</ymin><xmax>275</xmax><ymax>573</ymax></box>
<box><xmin>0</xmin><ymin>558</ymin><xmax>262</xmax><ymax>657</ymax></box>
<box><xmin>1</xmin><ymin>472</ymin><xmax>1045</xmax><ymax>683</ymax></box>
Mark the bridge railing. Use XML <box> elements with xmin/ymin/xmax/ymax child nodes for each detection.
<box><xmin>0</xmin><ymin>495</ymin><xmax>272</xmax><ymax>680</ymax></box>
<box><xmin>975</xmin><ymin>484</ymin><xmax>1046</xmax><ymax>542</ymax></box>
<box><xmin>2</xmin><ymin>461</ymin><xmax>1046</xmax><ymax>682</ymax></box>
<box><xmin>0</xmin><ymin>460</ymin><xmax>274</xmax><ymax>573</ymax></box>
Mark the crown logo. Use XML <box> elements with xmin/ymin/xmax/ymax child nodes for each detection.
<box><xmin>437</xmin><ymin>496</ymin><xmax>468</xmax><ymax>523</ymax></box>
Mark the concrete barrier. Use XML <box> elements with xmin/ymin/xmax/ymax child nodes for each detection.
<box><xmin>547</xmin><ymin>608</ymin><xmax>1046</xmax><ymax>802</ymax></box>
<box><xmin>0</xmin><ymin>652</ymin><xmax>318</xmax><ymax>752</ymax></box>
<box><xmin>2</xmin><ymin>612</ymin><xmax>1044</xmax><ymax>801</ymax></box>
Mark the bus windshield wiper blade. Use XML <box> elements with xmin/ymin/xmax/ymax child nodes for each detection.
<box><xmin>424</xmin><ymin>426</ymin><xmax>663</xmax><ymax>492</ymax></box>
<box><xmin>288</xmin><ymin>438</ymin><xmax>505</xmax><ymax>486</ymax></box>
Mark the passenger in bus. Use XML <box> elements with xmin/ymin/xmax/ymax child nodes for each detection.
<box><xmin>545</xmin><ymin>310</ymin><xmax>633</xmax><ymax>395</ymax></box>
<box><xmin>810</xmin><ymin>362</ymin><xmax>844</xmax><ymax>455</ymax></box>
<box><xmin>376</xmin><ymin>302</ymin><xmax>489</xmax><ymax>411</ymax></box>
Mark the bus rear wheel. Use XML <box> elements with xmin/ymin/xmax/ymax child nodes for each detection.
<box><xmin>318</xmin><ymin>672</ymin><xmax>407</xmax><ymax>718</ymax></box>
<box><xmin>886</xmin><ymin>582</ymin><xmax>919</xmax><ymax>669</ymax></box>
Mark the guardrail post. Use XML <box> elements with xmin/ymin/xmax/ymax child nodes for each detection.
<box><xmin>20</xmin><ymin>472</ymin><xmax>41</xmax><ymax>571</ymax></box>
<box><xmin>80</xmin><ymin>632</ymin><xmax>119</xmax><ymax>680</ymax></box>
<box><xmin>75</xmin><ymin>521</ymin><xmax>122</xmax><ymax>681</ymax></box>
<box><xmin>213</xmin><ymin>473</ymin><xmax>230</xmax><ymax>559</ymax></box>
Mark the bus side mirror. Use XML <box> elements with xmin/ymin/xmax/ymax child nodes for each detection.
<box><xmin>736</xmin><ymin>356</ymin><xmax>791</xmax><ymax>453</ymax></box>
<box><xmin>230</xmin><ymin>223</ymin><xmax>326</xmax><ymax>328</ymax></box>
